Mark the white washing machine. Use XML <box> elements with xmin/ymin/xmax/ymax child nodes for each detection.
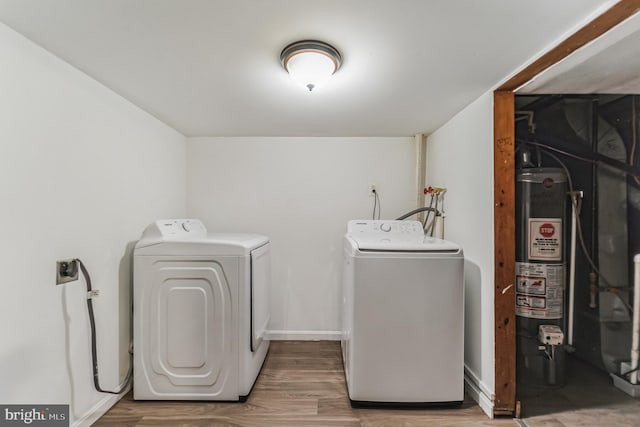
<box><xmin>341</xmin><ymin>220</ymin><xmax>464</xmax><ymax>406</ymax></box>
<box><xmin>133</xmin><ymin>219</ymin><xmax>270</xmax><ymax>401</ymax></box>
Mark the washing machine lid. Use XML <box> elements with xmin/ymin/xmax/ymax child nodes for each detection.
<box><xmin>346</xmin><ymin>219</ymin><xmax>460</xmax><ymax>252</ymax></box>
<box><xmin>135</xmin><ymin>219</ymin><xmax>269</xmax><ymax>256</ymax></box>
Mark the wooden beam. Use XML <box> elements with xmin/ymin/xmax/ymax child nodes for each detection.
<box><xmin>493</xmin><ymin>90</ymin><xmax>516</xmax><ymax>414</ymax></box>
<box><xmin>498</xmin><ymin>0</ymin><xmax>640</xmax><ymax>92</ymax></box>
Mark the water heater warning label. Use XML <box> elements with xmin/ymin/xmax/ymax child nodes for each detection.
<box><xmin>516</xmin><ymin>262</ymin><xmax>564</xmax><ymax>319</ymax></box>
<box><xmin>528</xmin><ymin>218</ymin><xmax>562</xmax><ymax>261</ymax></box>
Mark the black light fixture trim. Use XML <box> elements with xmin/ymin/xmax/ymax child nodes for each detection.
<box><xmin>280</xmin><ymin>40</ymin><xmax>343</xmax><ymax>73</ymax></box>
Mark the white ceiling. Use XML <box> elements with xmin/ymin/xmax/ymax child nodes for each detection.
<box><xmin>0</xmin><ymin>0</ymin><xmax>617</xmax><ymax>137</ymax></box>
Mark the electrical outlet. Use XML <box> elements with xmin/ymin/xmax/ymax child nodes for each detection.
<box><xmin>369</xmin><ymin>184</ymin><xmax>377</xmax><ymax>196</ymax></box>
<box><xmin>56</xmin><ymin>259</ymin><xmax>78</xmax><ymax>285</ymax></box>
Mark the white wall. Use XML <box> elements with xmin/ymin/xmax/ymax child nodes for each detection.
<box><xmin>0</xmin><ymin>23</ymin><xmax>186</xmax><ymax>426</ymax></box>
<box><xmin>425</xmin><ymin>91</ymin><xmax>495</xmax><ymax>415</ymax></box>
<box><xmin>187</xmin><ymin>137</ymin><xmax>416</xmax><ymax>338</ymax></box>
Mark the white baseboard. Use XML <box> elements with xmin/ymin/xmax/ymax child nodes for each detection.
<box><xmin>267</xmin><ymin>330</ymin><xmax>341</xmax><ymax>341</ymax></box>
<box><xmin>464</xmin><ymin>366</ymin><xmax>495</xmax><ymax>418</ymax></box>
<box><xmin>72</xmin><ymin>386</ymin><xmax>130</xmax><ymax>427</ymax></box>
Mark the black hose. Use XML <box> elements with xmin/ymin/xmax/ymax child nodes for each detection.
<box><xmin>427</xmin><ymin>197</ymin><xmax>440</xmax><ymax>237</ymax></box>
<box><xmin>395</xmin><ymin>206</ymin><xmax>439</xmax><ymax>221</ymax></box>
<box><xmin>77</xmin><ymin>259</ymin><xmax>133</xmax><ymax>394</ymax></box>
<box><xmin>423</xmin><ymin>194</ymin><xmax>435</xmax><ymax>229</ymax></box>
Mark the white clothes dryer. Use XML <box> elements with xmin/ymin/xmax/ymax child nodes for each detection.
<box><xmin>133</xmin><ymin>219</ymin><xmax>270</xmax><ymax>401</ymax></box>
<box><xmin>341</xmin><ymin>220</ymin><xmax>464</xmax><ymax>406</ymax></box>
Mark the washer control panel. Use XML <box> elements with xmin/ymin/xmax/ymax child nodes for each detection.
<box><xmin>346</xmin><ymin>220</ymin><xmax>459</xmax><ymax>252</ymax></box>
<box><xmin>347</xmin><ymin>220</ymin><xmax>423</xmax><ymax>236</ymax></box>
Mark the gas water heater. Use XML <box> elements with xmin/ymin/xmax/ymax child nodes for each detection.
<box><xmin>516</xmin><ymin>167</ymin><xmax>568</xmax><ymax>385</ymax></box>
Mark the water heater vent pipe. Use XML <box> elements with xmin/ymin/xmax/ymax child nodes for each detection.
<box><xmin>630</xmin><ymin>254</ymin><xmax>640</xmax><ymax>384</ymax></box>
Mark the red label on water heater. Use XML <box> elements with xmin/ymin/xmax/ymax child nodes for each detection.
<box><xmin>528</xmin><ymin>218</ymin><xmax>562</xmax><ymax>261</ymax></box>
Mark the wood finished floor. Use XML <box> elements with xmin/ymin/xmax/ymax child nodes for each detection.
<box><xmin>94</xmin><ymin>341</ymin><xmax>515</xmax><ymax>427</ymax></box>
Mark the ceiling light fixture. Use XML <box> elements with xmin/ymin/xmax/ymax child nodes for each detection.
<box><xmin>280</xmin><ymin>40</ymin><xmax>342</xmax><ymax>92</ymax></box>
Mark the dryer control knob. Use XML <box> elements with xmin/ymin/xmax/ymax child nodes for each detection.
<box><xmin>380</xmin><ymin>223</ymin><xmax>392</xmax><ymax>232</ymax></box>
<box><xmin>182</xmin><ymin>222</ymin><xmax>191</xmax><ymax>232</ymax></box>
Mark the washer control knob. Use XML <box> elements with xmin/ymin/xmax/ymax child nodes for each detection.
<box><xmin>182</xmin><ymin>222</ymin><xmax>191</xmax><ymax>232</ymax></box>
<box><xmin>380</xmin><ymin>223</ymin><xmax>392</xmax><ymax>232</ymax></box>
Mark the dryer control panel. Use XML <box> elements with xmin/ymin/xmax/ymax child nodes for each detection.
<box><xmin>156</xmin><ymin>219</ymin><xmax>207</xmax><ymax>237</ymax></box>
<box><xmin>138</xmin><ymin>219</ymin><xmax>207</xmax><ymax>246</ymax></box>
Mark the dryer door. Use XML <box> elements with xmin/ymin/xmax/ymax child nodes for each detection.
<box><xmin>250</xmin><ymin>243</ymin><xmax>271</xmax><ymax>352</ymax></box>
<box><xmin>134</xmin><ymin>255</ymin><xmax>239</xmax><ymax>400</ymax></box>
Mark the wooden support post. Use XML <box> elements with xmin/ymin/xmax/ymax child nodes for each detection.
<box><xmin>493</xmin><ymin>90</ymin><xmax>516</xmax><ymax>415</ymax></box>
